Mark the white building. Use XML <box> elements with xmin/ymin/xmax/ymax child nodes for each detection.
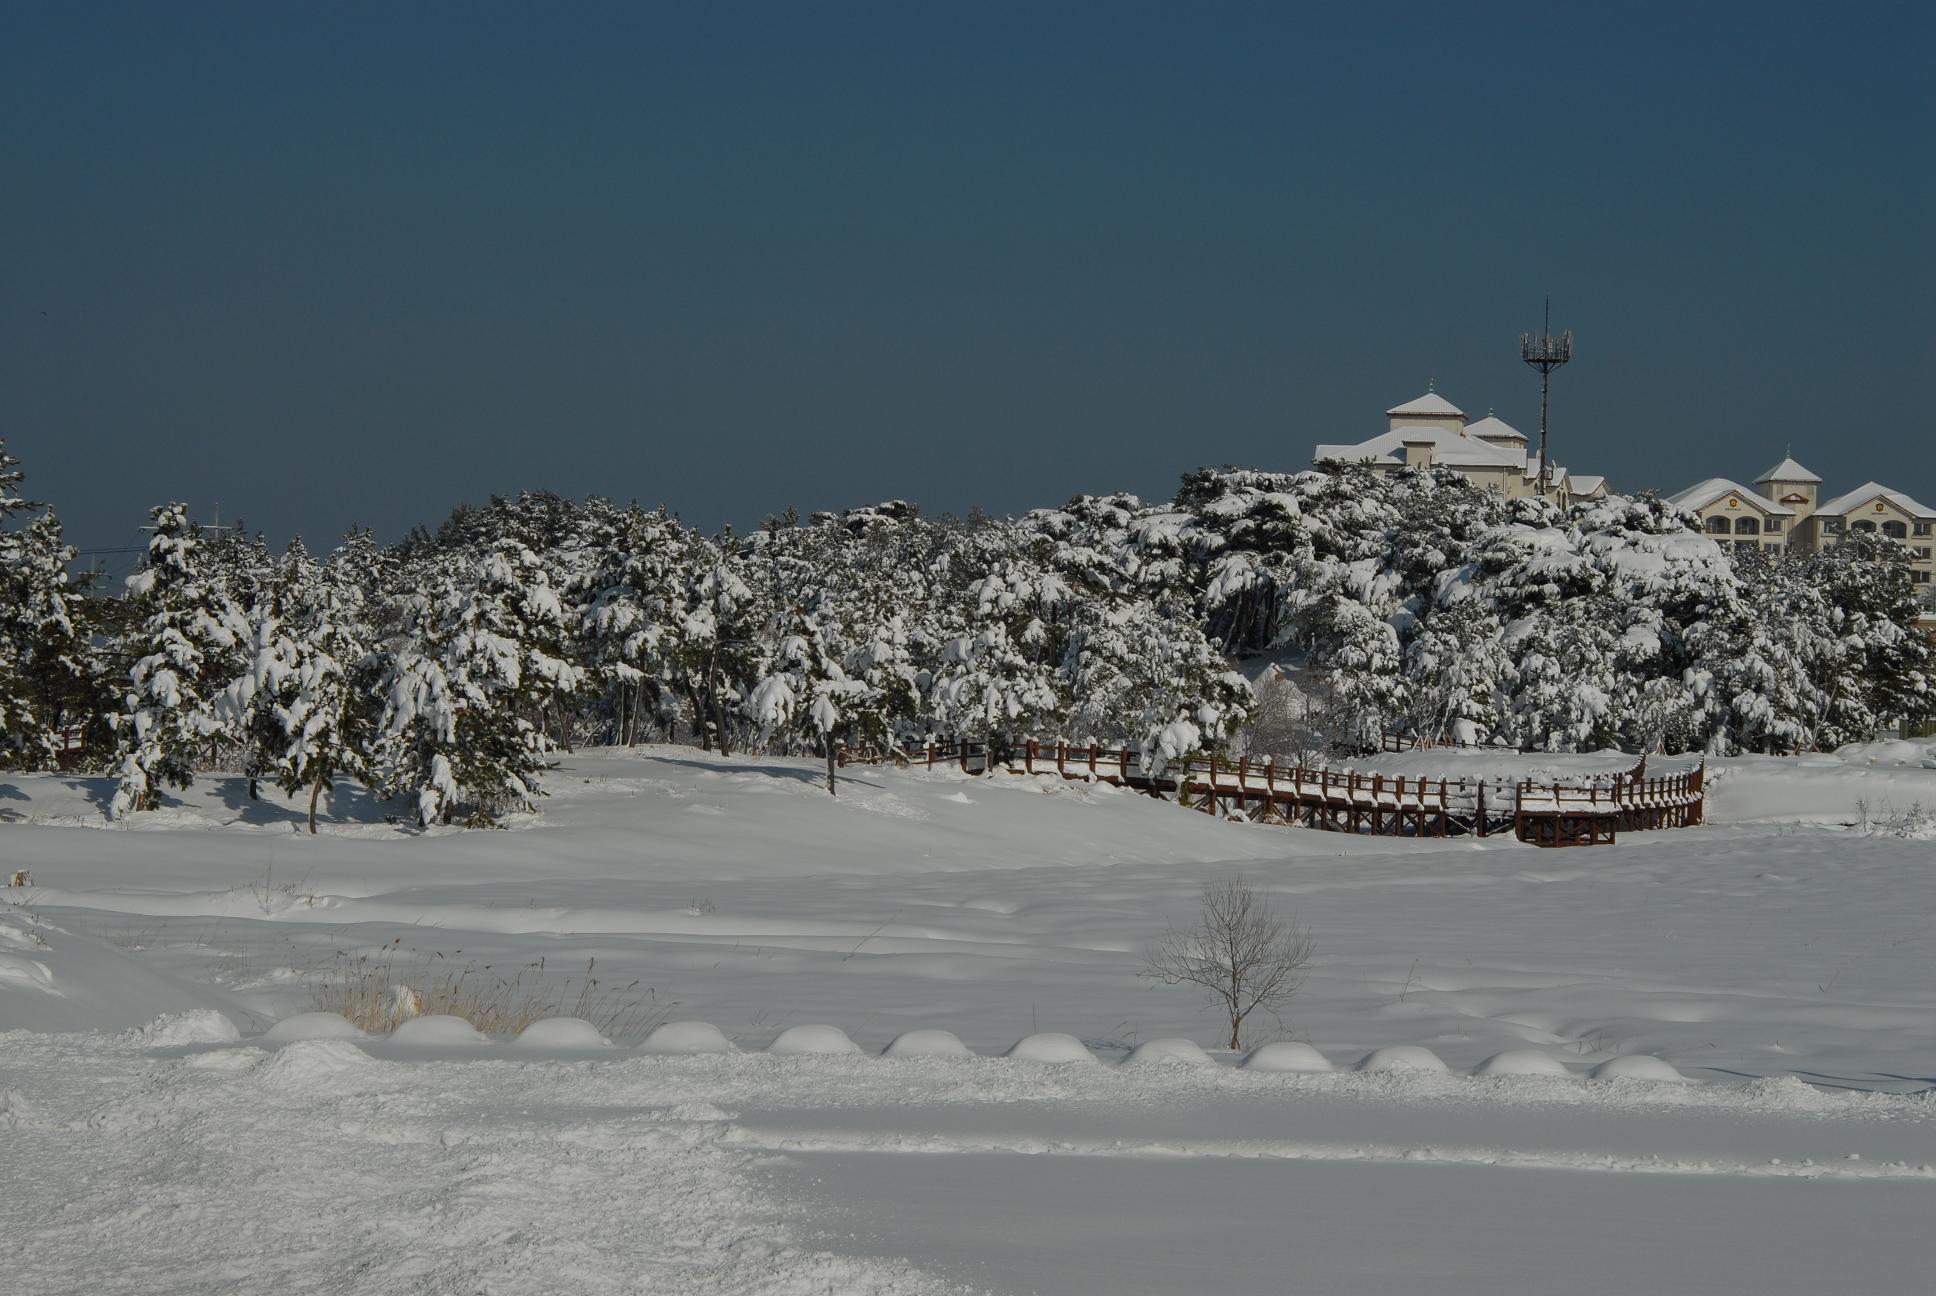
<box><xmin>1314</xmin><ymin>389</ymin><xmax>1608</xmax><ymax>506</ymax></box>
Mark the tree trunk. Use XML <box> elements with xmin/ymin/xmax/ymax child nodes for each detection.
<box><xmin>826</xmin><ymin>744</ymin><xmax>837</xmax><ymax>796</ymax></box>
<box><xmin>307</xmin><ymin>775</ymin><xmax>323</xmax><ymax>835</ymax></box>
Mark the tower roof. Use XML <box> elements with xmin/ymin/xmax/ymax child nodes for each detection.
<box><xmin>1385</xmin><ymin>391</ymin><xmax>1465</xmax><ymax>418</ymax></box>
<box><xmin>1754</xmin><ymin>457</ymin><xmax>1822</xmax><ymax>485</ymax></box>
<box><xmin>1464</xmin><ymin>415</ymin><xmax>1526</xmax><ymax>442</ymax></box>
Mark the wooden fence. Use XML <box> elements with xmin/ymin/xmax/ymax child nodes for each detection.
<box><xmin>837</xmin><ymin>737</ymin><xmax>1705</xmax><ymax>848</ymax></box>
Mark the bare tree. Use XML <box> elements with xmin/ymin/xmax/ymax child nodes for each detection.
<box><xmin>1142</xmin><ymin>875</ymin><xmax>1315</xmax><ymax>1050</ymax></box>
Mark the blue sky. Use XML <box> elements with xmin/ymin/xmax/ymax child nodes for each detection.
<box><xmin>3</xmin><ymin>1</ymin><xmax>1930</xmax><ymax>564</ymax></box>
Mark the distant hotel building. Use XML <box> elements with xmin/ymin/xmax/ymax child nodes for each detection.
<box><xmin>1666</xmin><ymin>459</ymin><xmax>1935</xmax><ymax>590</ymax></box>
<box><xmin>1313</xmin><ymin>388</ymin><xmax>1608</xmax><ymax>506</ymax></box>
<box><xmin>1311</xmin><ymin>393</ymin><xmax>1935</xmax><ymax>614</ymax></box>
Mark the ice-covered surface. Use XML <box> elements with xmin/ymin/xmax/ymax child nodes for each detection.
<box><xmin>3</xmin><ymin>745</ymin><xmax>1935</xmax><ymax>1292</ymax></box>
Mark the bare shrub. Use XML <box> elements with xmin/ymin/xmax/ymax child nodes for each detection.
<box><xmin>1241</xmin><ymin>669</ymin><xmax>1355</xmax><ymax>764</ymax></box>
<box><xmin>314</xmin><ymin>938</ymin><xmax>676</xmax><ymax>1041</ymax></box>
<box><xmin>1141</xmin><ymin>875</ymin><xmax>1315</xmax><ymax>1050</ymax></box>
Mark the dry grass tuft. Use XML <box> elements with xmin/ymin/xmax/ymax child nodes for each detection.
<box><xmin>313</xmin><ymin>938</ymin><xmax>676</xmax><ymax>1041</ymax></box>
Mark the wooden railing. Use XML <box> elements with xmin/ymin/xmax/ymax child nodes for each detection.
<box><xmin>836</xmin><ymin>738</ymin><xmax>1706</xmax><ymax>847</ymax></box>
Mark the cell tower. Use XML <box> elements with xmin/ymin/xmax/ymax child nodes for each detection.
<box><xmin>1520</xmin><ymin>299</ymin><xmax>1573</xmax><ymax>499</ymax></box>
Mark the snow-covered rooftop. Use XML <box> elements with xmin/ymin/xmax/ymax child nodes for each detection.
<box><xmin>1814</xmin><ymin>481</ymin><xmax>1936</xmax><ymax>520</ymax></box>
<box><xmin>1666</xmin><ymin>478</ymin><xmax>1793</xmax><ymax>516</ymax></box>
<box><xmin>1569</xmin><ymin>474</ymin><xmax>1607</xmax><ymax>495</ymax></box>
<box><xmin>1385</xmin><ymin>391</ymin><xmax>1465</xmax><ymax>419</ymax></box>
<box><xmin>1464</xmin><ymin>415</ymin><xmax>1526</xmax><ymax>443</ymax></box>
<box><xmin>1754</xmin><ymin>457</ymin><xmax>1821</xmax><ymax>485</ymax></box>
<box><xmin>1315</xmin><ymin>426</ymin><xmax>1525</xmax><ymax>470</ymax></box>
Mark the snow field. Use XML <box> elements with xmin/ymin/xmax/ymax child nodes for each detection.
<box><xmin>6</xmin><ymin>747</ymin><xmax>1936</xmax><ymax>1293</ymax></box>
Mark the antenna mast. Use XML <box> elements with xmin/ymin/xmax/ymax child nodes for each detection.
<box><xmin>1520</xmin><ymin>299</ymin><xmax>1573</xmax><ymax>500</ymax></box>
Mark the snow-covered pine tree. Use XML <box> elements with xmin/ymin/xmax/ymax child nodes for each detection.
<box><xmin>668</xmin><ymin>532</ymin><xmax>762</xmax><ymax>754</ymax></box>
<box><xmin>0</xmin><ymin>445</ymin><xmax>103</xmax><ymax>768</ymax></box>
<box><xmin>240</xmin><ymin>539</ymin><xmax>377</xmax><ymax>831</ymax></box>
<box><xmin>574</xmin><ymin>501</ymin><xmax>694</xmax><ymax>745</ymax></box>
<box><xmin>376</xmin><ymin>540</ymin><xmax>586</xmax><ymax>825</ymax></box>
<box><xmin>746</xmin><ymin>607</ymin><xmax>882</xmax><ymax>794</ymax></box>
<box><xmin>110</xmin><ymin>504</ymin><xmax>252</xmax><ymax>815</ymax></box>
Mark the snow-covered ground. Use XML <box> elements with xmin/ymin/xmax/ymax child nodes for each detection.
<box><xmin>4</xmin><ymin>745</ymin><xmax>1934</xmax><ymax>1293</ymax></box>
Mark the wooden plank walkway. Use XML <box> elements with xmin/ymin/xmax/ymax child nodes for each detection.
<box><xmin>837</xmin><ymin>738</ymin><xmax>1705</xmax><ymax>848</ymax></box>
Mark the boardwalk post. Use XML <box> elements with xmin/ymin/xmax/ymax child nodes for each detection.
<box><xmin>1476</xmin><ymin>781</ymin><xmax>1487</xmax><ymax>838</ymax></box>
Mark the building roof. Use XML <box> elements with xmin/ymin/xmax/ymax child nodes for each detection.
<box><xmin>1666</xmin><ymin>478</ymin><xmax>1794</xmax><ymax>516</ymax></box>
<box><xmin>1464</xmin><ymin>415</ymin><xmax>1526</xmax><ymax>443</ymax></box>
<box><xmin>1814</xmin><ymin>481</ymin><xmax>1936</xmax><ymax>520</ymax></box>
<box><xmin>1569</xmin><ymin>474</ymin><xmax>1607</xmax><ymax>495</ymax></box>
<box><xmin>1754</xmin><ymin>457</ymin><xmax>1822</xmax><ymax>485</ymax></box>
<box><xmin>1385</xmin><ymin>391</ymin><xmax>1466</xmax><ymax>419</ymax></box>
<box><xmin>1315</xmin><ymin>425</ymin><xmax>1524</xmax><ymax>470</ymax></box>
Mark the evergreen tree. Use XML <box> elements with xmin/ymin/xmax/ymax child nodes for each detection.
<box><xmin>110</xmin><ymin>505</ymin><xmax>251</xmax><ymax>815</ymax></box>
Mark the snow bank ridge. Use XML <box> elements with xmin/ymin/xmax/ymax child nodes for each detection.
<box><xmin>237</xmin><ymin>1012</ymin><xmax>1705</xmax><ymax>1091</ymax></box>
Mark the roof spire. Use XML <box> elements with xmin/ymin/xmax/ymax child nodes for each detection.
<box><xmin>1427</xmin><ymin>375</ymin><xmax>1435</xmax><ymax>393</ymax></box>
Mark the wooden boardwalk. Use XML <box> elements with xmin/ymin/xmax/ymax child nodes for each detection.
<box><xmin>838</xmin><ymin>738</ymin><xmax>1706</xmax><ymax>848</ymax></box>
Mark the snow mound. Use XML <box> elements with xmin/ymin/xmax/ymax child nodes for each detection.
<box><xmin>1120</xmin><ymin>1038</ymin><xmax>1217</xmax><ymax>1069</ymax></box>
<box><xmin>387</xmin><ymin>1014</ymin><xmax>491</xmax><ymax>1046</ymax></box>
<box><xmin>263</xmin><ymin>1012</ymin><xmax>366</xmax><ymax>1043</ymax></box>
<box><xmin>126</xmin><ymin>1010</ymin><xmax>241</xmax><ymax>1047</ymax></box>
<box><xmin>1473</xmin><ymin>1049</ymin><xmax>1573</xmax><ymax>1078</ymax></box>
<box><xmin>639</xmin><ymin>1021</ymin><xmax>737</xmax><ymax>1054</ymax></box>
<box><xmin>1834</xmin><ymin>739</ymin><xmax>1931</xmax><ymax>768</ymax></box>
<box><xmin>1240</xmin><ymin>1041</ymin><xmax>1334</xmax><ymax>1072</ymax></box>
<box><xmin>253</xmin><ymin>1039</ymin><xmax>375</xmax><ymax>1089</ymax></box>
<box><xmin>1588</xmin><ymin>1054</ymin><xmax>1686</xmax><ymax>1082</ymax></box>
<box><xmin>766</xmin><ymin>1024</ymin><xmax>862</xmax><ymax>1056</ymax></box>
<box><xmin>881</xmin><ymin>1028</ymin><xmax>973</xmax><ymax>1058</ymax></box>
<box><xmin>0</xmin><ymin>1088</ymin><xmax>37</xmax><ymax>1129</ymax></box>
<box><xmin>509</xmin><ymin>1017</ymin><xmax>611</xmax><ymax>1049</ymax></box>
<box><xmin>1354</xmin><ymin>1046</ymin><xmax>1450</xmax><ymax>1074</ymax></box>
<box><xmin>1003</xmin><ymin>1032</ymin><xmax>1098</xmax><ymax>1065</ymax></box>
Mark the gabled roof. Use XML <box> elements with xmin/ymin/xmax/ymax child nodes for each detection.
<box><xmin>1814</xmin><ymin>481</ymin><xmax>1936</xmax><ymax>520</ymax></box>
<box><xmin>1754</xmin><ymin>457</ymin><xmax>1822</xmax><ymax>485</ymax></box>
<box><xmin>1385</xmin><ymin>391</ymin><xmax>1465</xmax><ymax>419</ymax></box>
<box><xmin>1666</xmin><ymin>478</ymin><xmax>1793</xmax><ymax>516</ymax></box>
<box><xmin>1464</xmin><ymin>415</ymin><xmax>1526</xmax><ymax>443</ymax></box>
<box><xmin>1315</xmin><ymin>425</ymin><xmax>1523</xmax><ymax>470</ymax></box>
<box><xmin>1569</xmin><ymin>474</ymin><xmax>1608</xmax><ymax>495</ymax></box>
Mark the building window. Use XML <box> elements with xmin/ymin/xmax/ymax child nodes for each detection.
<box><xmin>1765</xmin><ymin>518</ymin><xmax>1782</xmax><ymax>533</ymax></box>
<box><xmin>1851</xmin><ymin>519</ymin><xmax>1876</xmax><ymax>533</ymax></box>
<box><xmin>1915</xmin><ymin>522</ymin><xmax>1932</xmax><ymax>537</ymax></box>
<box><xmin>1917</xmin><ymin>546</ymin><xmax>1933</xmax><ymax>560</ymax></box>
<box><xmin>1734</xmin><ymin>516</ymin><xmax>1760</xmax><ymax>535</ymax></box>
<box><xmin>1823</xmin><ymin>518</ymin><xmax>1845</xmax><ymax>534</ymax></box>
<box><xmin>1913</xmin><ymin>571</ymin><xmax>1932</xmax><ymax>584</ymax></box>
<box><xmin>1705</xmin><ymin>516</ymin><xmax>1731</xmax><ymax>535</ymax></box>
<box><xmin>1882</xmin><ymin>520</ymin><xmax>1908</xmax><ymax>539</ymax></box>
